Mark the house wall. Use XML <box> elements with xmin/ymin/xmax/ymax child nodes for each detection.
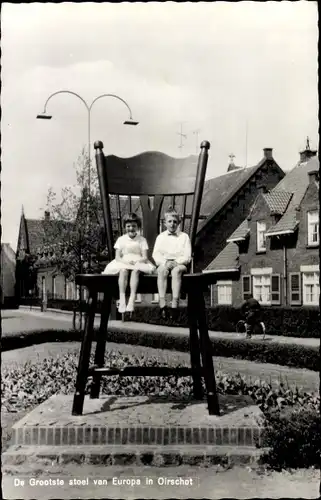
<box><xmin>228</xmin><ymin>180</ymin><xmax>319</xmax><ymax>308</ymax></box>
<box><xmin>1</xmin><ymin>245</ymin><xmax>16</xmax><ymax>303</ymax></box>
<box><xmin>194</xmin><ymin>162</ymin><xmax>284</xmax><ymax>272</ymax></box>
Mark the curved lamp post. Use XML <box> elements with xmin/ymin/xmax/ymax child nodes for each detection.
<box><xmin>37</xmin><ymin>90</ymin><xmax>139</xmax><ymax>192</ymax></box>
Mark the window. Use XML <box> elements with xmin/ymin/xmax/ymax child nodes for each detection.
<box><xmin>242</xmin><ymin>275</ymin><xmax>252</xmax><ymax>300</ymax></box>
<box><xmin>52</xmin><ymin>276</ymin><xmax>56</xmax><ymax>297</ymax></box>
<box><xmin>289</xmin><ymin>273</ymin><xmax>301</xmax><ymax>305</ymax></box>
<box><xmin>41</xmin><ymin>277</ymin><xmax>46</xmax><ymax>300</ymax></box>
<box><xmin>253</xmin><ymin>274</ymin><xmax>271</xmax><ymax>304</ymax></box>
<box><xmin>65</xmin><ymin>281</ymin><xmax>75</xmax><ymax>300</ymax></box>
<box><xmin>307</xmin><ymin>211</ymin><xmax>319</xmax><ymax>246</ymax></box>
<box><xmin>217</xmin><ymin>281</ymin><xmax>232</xmax><ymax>305</ymax></box>
<box><xmin>271</xmin><ymin>274</ymin><xmax>281</xmax><ymax>304</ymax></box>
<box><xmin>151</xmin><ymin>293</ymin><xmax>159</xmax><ymax>303</ymax></box>
<box><xmin>257</xmin><ymin>221</ymin><xmax>267</xmax><ymax>252</ymax></box>
<box><xmin>135</xmin><ymin>294</ymin><xmax>142</xmax><ymax>303</ymax></box>
<box><xmin>302</xmin><ymin>271</ymin><xmax>320</xmax><ymax>305</ymax></box>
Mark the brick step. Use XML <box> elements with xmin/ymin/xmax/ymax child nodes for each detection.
<box><xmin>2</xmin><ymin>444</ymin><xmax>265</xmax><ymax>467</ymax></box>
<box><xmin>12</xmin><ymin>424</ymin><xmax>262</xmax><ymax>447</ymax></box>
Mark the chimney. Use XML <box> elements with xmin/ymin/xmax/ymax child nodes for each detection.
<box><xmin>308</xmin><ymin>170</ymin><xmax>319</xmax><ymax>185</ymax></box>
<box><xmin>263</xmin><ymin>148</ymin><xmax>273</xmax><ymax>160</ymax></box>
<box><xmin>44</xmin><ymin>211</ymin><xmax>50</xmax><ymax>221</ymax></box>
<box><xmin>299</xmin><ymin>137</ymin><xmax>317</xmax><ymax>163</ymax></box>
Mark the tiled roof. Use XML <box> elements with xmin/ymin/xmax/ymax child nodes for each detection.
<box><xmin>25</xmin><ymin>219</ymin><xmax>74</xmax><ymax>254</ymax></box>
<box><xmin>266</xmin><ymin>211</ymin><xmax>299</xmax><ymax>236</ymax></box>
<box><xmin>226</xmin><ymin>220</ymin><xmax>249</xmax><ymax>242</ymax></box>
<box><xmin>205</xmin><ymin>242</ymin><xmax>239</xmax><ymax>272</ymax></box>
<box><xmin>197</xmin><ymin>159</ymin><xmax>272</xmax><ymax>233</ymax></box>
<box><xmin>262</xmin><ymin>191</ymin><xmax>293</xmax><ymax>214</ymax></box>
<box><xmin>266</xmin><ymin>155</ymin><xmax>319</xmax><ymax>236</ymax></box>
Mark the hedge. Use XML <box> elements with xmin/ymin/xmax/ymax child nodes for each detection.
<box><xmin>20</xmin><ymin>297</ymin><xmax>319</xmax><ymax>338</ymax></box>
<box><xmin>2</xmin><ymin>326</ymin><xmax>319</xmax><ymax>371</ymax></box>
<box><xmin>131</xmin><ymin>304</ymin><xmax>320</xmax><ymax>338</ymax></box>
<box><xmin>260</xmin><ymin>407</ymin><xmax>321</xmax><ymax>469</ymax></box>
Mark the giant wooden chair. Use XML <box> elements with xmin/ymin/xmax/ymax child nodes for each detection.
<box><xmin>72</xmin><ymin>140</ymin><xmax>220</xmax><ymax>416</ymax></box>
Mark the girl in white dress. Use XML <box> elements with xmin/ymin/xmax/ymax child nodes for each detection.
<box><xmin>102</xmin><ymin>213</ymin><xmax>155</xmax><ymax>313</ymax></box>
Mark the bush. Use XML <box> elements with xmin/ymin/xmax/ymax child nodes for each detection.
<box><xmin>131</xmin><ymin>305</ymin><xmax>320</xmax><ymax>338</ymax></box>
<box><xmin>2</xmin><ymin>349</ymin><xmax>319</xmax><ymax>415</ymax></box>
<box><xmin>2</xmin><ymin>326</ymin><xmax>319</xmax><ymax>371</ymax></box>
<box><xmin>260</xmin><ymin>407</ymin><xmax>321</xmax><ymax>469</ymax></box>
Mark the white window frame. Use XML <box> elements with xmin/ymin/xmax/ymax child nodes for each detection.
<box><xmin>307</xmin><ymin>211</ymin><xmax>319</xmax><ymax>246</ymax></box>
<box><xmin>216</xmin><ymin>280</ymin><xmax>232</xmax><ymax>305</ymax></box>
<box><xmin>289</xmin><ymin>272</ymin><xmax>301</xmax><ymax>305</ymax></box>
<box><xmin>302</xmin><ymin>271</ymin><xmax>320</xmax><ymax>306</ymax></box>
<box><xmin>257</xmin><ymin>221</ymin><xmax>267</xmax><ymax>252</ymax></box>
<box><xmin>251</xmin><ymin>268</ymin><xmax>272</xmax><ymax>305</ymax></box>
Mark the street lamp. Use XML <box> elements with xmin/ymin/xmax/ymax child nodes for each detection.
<box><xmin>37</xmin><ymin>90</ymin><xmax>139</xmax><ymax>194</ymax></box>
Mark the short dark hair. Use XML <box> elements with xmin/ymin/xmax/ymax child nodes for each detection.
<box><xmin>123</xmin><ymin>212</ymin><xmax>142</xmax><ymax>229</ymax></box>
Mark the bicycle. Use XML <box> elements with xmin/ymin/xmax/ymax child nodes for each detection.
<box><xmin>236</xmin><ymin>319</ymin><xmax>266</xmax><ymax>339</ymax></box>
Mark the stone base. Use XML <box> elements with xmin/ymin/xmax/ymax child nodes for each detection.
<box><xmin>3</xmin><ymin>444</ymin><xmax>264</xmax><ymax>467</ymax></box>
<box><xmin>10</xmin><ymin>394</ymin><xmax>264</xmax><ymax>447</ymax></box>
<box><xmin>3</xmin><ymin>394</ymin><xmax>265</xmax><ymax>467</ymax></box>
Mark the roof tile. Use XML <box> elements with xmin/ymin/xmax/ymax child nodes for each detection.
<box><xmin>262</xmin><ymin>191</ymin><xmax>292</xmax><ymax>214</ymax></box>
<box><xmin>205</xmin><ymin>242</ymin><xmax>239</xmax><ymax>271</ymax></box>
<box><xmin>226</xmin><ymin>220</ymin><xmax>249</xmax><ymax>242</ymax></box>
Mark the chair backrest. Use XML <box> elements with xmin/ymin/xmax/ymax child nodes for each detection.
<box><xmin>94</xmin><ymin>140</ymin><xmax>210</xmax><ymax>264</ymax></box>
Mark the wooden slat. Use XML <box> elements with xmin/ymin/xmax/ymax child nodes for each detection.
<box><xmin>105</xmin><ymin>152</ymin><xmax>199</xmax><ymax>195</ymax></box>
<box><xmin>89</xmin><ymin>366</ymin><xmax>193</xmax><ymax>377</ymax></box>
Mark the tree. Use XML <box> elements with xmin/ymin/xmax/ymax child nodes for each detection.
<box><xmin>42</xmin><ymin>148</ymin><xmax>107</xmax><ymax>285</ymax></box>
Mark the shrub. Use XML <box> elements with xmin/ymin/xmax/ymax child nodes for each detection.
<box><xmin>2</xmin><ymin>326</ymin><xmax>319</xmax><ymax>371</ymax></box>
<box><xmin>260</xmin><ymin>407</ymin><xmax>321</xmax><ymax>469</ymax></box>
<box><xmin>131</xmin><ymin>305</ymin><xmax>320</xmax><ymax>338</ymax></box>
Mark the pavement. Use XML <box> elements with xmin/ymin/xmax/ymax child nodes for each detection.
<box><xmin>3</xmin><ymin>307</ymin><xmax>319</xmax><ymax>348</ymax></box>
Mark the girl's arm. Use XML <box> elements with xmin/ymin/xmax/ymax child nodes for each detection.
<box><xmin>115</xmin><ymin>249</ymin><xmax>123</xmax><ymax>262</ymax></box>
<box><xmin>138</xmin><ymin>249</ymin><xmax>148</xmax><ymax>263</ymax></box>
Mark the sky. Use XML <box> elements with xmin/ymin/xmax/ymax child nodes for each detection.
<box><xmin>1</xmin><ymin>1</ymin><xmax>319</xmax><ymax>250</ymax></box>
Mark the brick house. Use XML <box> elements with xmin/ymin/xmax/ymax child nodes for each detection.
<box><xmin>206</xmin><ymin>142</ymin><xmax>319</xmax><ymax>308</ymax></box>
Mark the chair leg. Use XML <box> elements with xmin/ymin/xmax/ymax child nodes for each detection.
<box><xmin>90</xmin><ymin>294</ymin><xmax>112</xmax><ymax>399</ymax></box>
<box><xmin>195</xmin><ymin>291</ymin><xmax>220</xmax><ymax>416</ymax></box>
<box><xmin>187</xmin><ymin>292</ymin><xmax>203</xmax><ymax>400</ymax></box>
<box><xmin>72</xmin><ymin>291</ymin><xmax>98</xmax><ymax>416</ymax></box>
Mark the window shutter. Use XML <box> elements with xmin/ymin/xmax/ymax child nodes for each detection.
<box><xmin>289</xmin><ymin>272</ymin><xmax>301</xmax><ymax>305</ymax></box>
<box><xmin>242</xmin><ymin>275</ymin><xmax>251</xmax><ymax>300</ymax></box>
<box><xmin>271</xmin><ymin>274</ymin><xmax>281</xmax><ymax>304</ymax></box>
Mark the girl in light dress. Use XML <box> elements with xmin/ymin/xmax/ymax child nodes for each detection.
<box><xmin>102</xmin><ymin>213</ymin><xmax>155</xmax><ymax>313</ymax></box>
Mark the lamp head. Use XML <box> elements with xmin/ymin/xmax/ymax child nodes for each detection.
<box><xmin>124</xmin><ymin>118</ymin><xmax>139</xmax><ymax>126</ymax></box>
<box><xmin>36</xmin><ymin>113</ymin><xmax>52</xmax><ymax>120</ymax></box>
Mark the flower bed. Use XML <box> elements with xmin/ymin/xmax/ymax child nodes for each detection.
<box><xmin>2</xmin><ymin>349</ymin><xmax>319</xmax><ymax>414</ymax></box>
<box><xmin>2</xmin><ymin>349</ymin><xmax>319</xmax><ymax>469</ymax></box>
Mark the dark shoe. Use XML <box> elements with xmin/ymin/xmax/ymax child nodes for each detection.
<box><xmin>160</xmin><ymin>306</ymin><xmax>168</xmax><ymax>320</ymax></box>
<box><xmin>169</xmin><ymin>308</ymin><xmax>179</xmax><ymax>321</ymax></box>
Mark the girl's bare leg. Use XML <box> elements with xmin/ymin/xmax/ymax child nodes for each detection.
<box><xmin>126</xmin><ymin>270</ymin><xmax>140</xmax><ymax>312</ymax></box>
<box><xmin>118</xmin><ymin>269</ymin><xmax>129</xmax><ymax>313</ymax></box>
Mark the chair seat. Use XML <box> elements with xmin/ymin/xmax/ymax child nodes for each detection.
<box><xmin>75</xmin><ymin>272</ymin><xmax>215</xmax><ymax>294</ymax></box>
